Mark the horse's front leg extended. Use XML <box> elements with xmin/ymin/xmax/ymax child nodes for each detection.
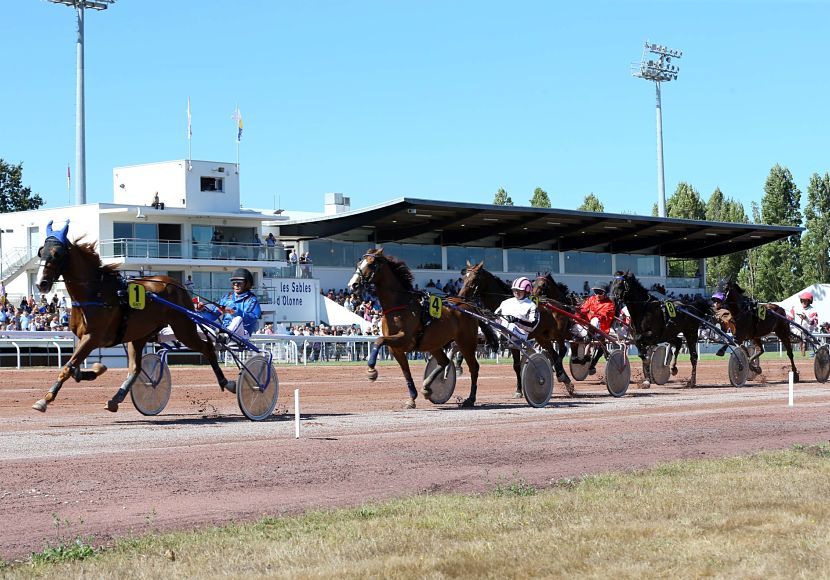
<box><xmin>33</xmin><ymin>335</ymin><xmax>106</xmax><ymax>412</ymax></box>
<box><xmin>390</xmin><ymin>348</ymin><xmax>418</xmax><ymax>409</ymax></box>
<box><xmin>106</xmin><ymin>341</ymin><xmax>147</xmax><ymax>412</ymax></box>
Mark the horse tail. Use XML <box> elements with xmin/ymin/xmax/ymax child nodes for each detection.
<box><xmin>478</xmin><ymin>321</ymin><xmax>500</xmax><ymax>353</ymax></box>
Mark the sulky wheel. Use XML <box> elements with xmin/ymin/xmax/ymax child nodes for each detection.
<box><xmin>131</xmin><ymin>353</ymin><xmax>172</xmax><ymax>416</ymax></box>
<box><xmin>815</xmin><ymin>345</ymin><xmax>830</xmax><ymax>383</ymax></box>
<box><xmin>728</xmin><ymin>347</ymin><xmax>749</xmax><ymax>387</ymax></box>
<box><xmin>236</xmin><ymin>354</ymin><xmax>279</xmax><ymax>421</ymax></box>
<box><xmin>647</xmin><ymin>343</ymin><xmax>672</xmax><ymax>385</ymax></box>
<box><xmin>569</xmin><ymin>342</ymin><xmax>591</xmax><ymax>381</ymax></box>
<box><xmin>423</xmin><ymin>356</ymin><xmax>457</xmax><ymax>404</ymax></box>
<box><xmin>522</xmin><ymin>352</ymin><xmax>553</xmax><ymax>408</ymax></box>
<box><xmin>605</xmin><ymin>350</ymin><xmax>630</xmax><ymax>397</ymax></box>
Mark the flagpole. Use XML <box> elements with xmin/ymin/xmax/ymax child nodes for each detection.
<box><xmin>187</xmin><ymin>97</ymin><xmax>192</xmax><ymax>170</ymax></box>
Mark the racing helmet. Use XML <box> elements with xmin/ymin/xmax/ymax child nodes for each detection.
<box><xmin>230</xmin><ymin>267</ymin><xmax>254</xmax><ymax>290</ymax></box>
<box><xmin>712</xmin><ymin>291</ymin><xmax>725</xmax><ymax>302</ymax></box>
<box><xmin>511</xmin><ymin>277</ymin><xmax>532</xmax><ymax>294</ymax></box>
<box><xmin>799</xmin><ymin>291</ymin><xmax>814</xmax><ymax>303</ymax></box>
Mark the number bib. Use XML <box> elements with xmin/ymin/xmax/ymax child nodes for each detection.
<box><xmin>428</xmin><ymin>295</ymin><xmax>442</xmax><ymax>319</ymax></box>
<box><xmin>665</xmin><ymin>300</ymin><xmax>676</xmax><ymax>318</ymax></box>
<box><xmin>127</xmin><ymin>283</ymin><xmax>146</xmax><ymax>310</ymax></box>
<box><xmin>757</xmin><ymin>304</ymin><xmax>766</xmax><ymax>320</ymax></box>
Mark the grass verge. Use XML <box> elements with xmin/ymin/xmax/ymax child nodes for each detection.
<box><xmin>5</xmin><ymin>444</ymin><xmax>830</xmax><ymax>578</ymax></box>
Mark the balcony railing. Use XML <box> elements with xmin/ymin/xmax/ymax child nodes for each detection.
<box><xmin>99</xmin><ymin>239</ymin><xmax>286</xmax><ymax>263</ymax></box>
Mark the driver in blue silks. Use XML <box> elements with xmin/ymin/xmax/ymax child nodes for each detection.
<box><xmin>197</xmin><ymin>268</ymin><xmax>262</xmax><ymax>339</ymax></box>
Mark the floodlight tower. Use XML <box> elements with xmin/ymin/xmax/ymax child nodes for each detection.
<box><xmin>47</xmin><ymin>0</ymin><xmax>116</xmax><ymax>205</ymax></box>
<box><xmin>633</xmin><ymin>41</ymin><xmax>682</xmax><ymax>218</ymax></box>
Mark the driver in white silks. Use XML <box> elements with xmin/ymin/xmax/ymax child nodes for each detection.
<box><xmin>495</xmin><ymin>277</ymin><xmax>538</xmax><ymax>347</ymax></box>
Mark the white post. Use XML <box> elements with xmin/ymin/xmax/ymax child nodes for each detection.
<box><xmin>788</xmin><ymin>372</ymin><xmax>794</xmax><ymax>407</ymax></box>
<box><xmin>294</xmin><ymin>388</ymin><xmax>300</xmax><ymax>438</ymax></box>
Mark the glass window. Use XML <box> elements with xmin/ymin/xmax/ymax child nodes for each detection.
<box><xmin>616</xmin><ymin>254</ymin><xmax>660</xmax><ymax>277</ymax></box>
<box><xmin>113</xmin><ymin>222</ymin><xmax>133</xmax><ymax>239</ymax></box>
<box><xmin>446</xmin><ymin>246</ymin><xmax>503</xmax><ymax>272</ymax></box>
<box><xmin>563</xmin><ymin>251</ymin><xmax>611</xmax><ymax>275</ymax></box>
<box><xmin>380</xmin><ymin>243</ymin><xmax>442</xmax><ymax>270</ymax></box>
<box><xmin>309</xmin><ymin>239</ymin><xmax>367</xmax><ymax>267</ymax></box>
<box><xmin>200</xmin><ymin>177</ymin><xmax>224</xmax><ymax>192</ymax></box>
<box><xmin>507</xmin><ymin>249</ymin><xmax>559</xmax><ymax>274</ymax></box>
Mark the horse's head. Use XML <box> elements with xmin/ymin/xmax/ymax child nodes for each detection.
<box><xmin>457</xmin><ymin>261</ymin><xmax>485</xmax><ymax>299</ymax></box>
<box><xmin>36</xmin><ymin>220</ymin><xmax>70</xmax><ymax>294</ymax></box>
<box><xmin>348</xmin><ymin>248</ymin><xmax>384</xmax><ymax>291</ymax></box>
<box><xmin>531</xmin><ymin>274</ymin><xmax>549</xmax><ymax>298</ymax></box>
<box><xmin>609</xmin><ymin>271</ymin><xmax>629</xmax><ymax>304</ymax></box>
<box><xmin>722</xmin><ymin>280</ymin><xmax>745</xmax><ymax>306</ymax></box>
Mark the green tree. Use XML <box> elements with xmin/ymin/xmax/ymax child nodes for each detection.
<box><xmin>665</xmin><ymin>182</ymin><xmax>706</xmax><ymax>220</ymax></box>
<box><xmin>493</xmin><ymin>187</ymin><xmax>513</xmax><ymax>206</ymax></box>
<box><xmin>529</xmin><ymin>187</ymin><xmax>551</xmax><ymax>208</ymax></box>
<box><xmin>800</xmin><ymin>172</ymin><xmax>830</xmax><ymax>285</ymax></box>
<box><xmin>753</xmin><ymin>164</ymin><xmax>803</xmax><ymax>301</ymax></box>
<box><xmin>577</xmin><ymin>192</ymin><xmax>604</xmax><ymax>212</ymax></box>
<box><xmin>705</xmin><ymin>187</ymin><xmax>748</xmax><ymax>289</ymax></box>
<box><xmin>0</xmin><ymin>160</ymin><xmax>44</xmax><ymax>213</ymax></box>
<box><xmin>738</xmin><ymin>202</ymin><xmax>762</xmax><ymax>296</ymax></box>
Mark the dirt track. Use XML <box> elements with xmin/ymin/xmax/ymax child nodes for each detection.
<box><xmin>1</xmin><ymin>356</ymin><xmax>828</xmax><ymax>561</ymax></box>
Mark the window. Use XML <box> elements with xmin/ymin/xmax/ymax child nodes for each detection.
<box><xmin>507</xmin><ymin>249</ymin><xmax>559</xmax><ymax>274</ymax></box>
<box><xmin>380</xmin><ymin>243</ymin><xmax>442</xmax><ymax>270</ymax></box>
<box><xmin>616</xmin><ymin>254</ymin><xmax>660</xmax><ymax>277</ymax></box>
<box><xmin>446</xmin><ymin>246</ymin><xmax>503</xmax><ymax>272</ymax></box>
<box><xmin>200</xmin><ymin>177</ymin><xmax>224</xmax><ymax>192</ymax></box>
<box><xmin>309</xmin><ymin>239</ymin><xmax>366</xmax><ymax>267</ymax></box>
<box><xmin>563</xmin><ymin>251</ymin><xmax>611</xmax><ymax>275</ymax></box>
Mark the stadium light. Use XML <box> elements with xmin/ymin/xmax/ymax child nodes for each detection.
<box><xmin>47</xmin><ymin>0</ymin><xmax>116</xmax><ymax>205</ymax></box>
<box><xmin>632</xmin><ymin>40</ymin><xmax>683</xmax><ymax>218</ymax></box>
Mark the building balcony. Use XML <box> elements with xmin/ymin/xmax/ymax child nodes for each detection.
<box><xmin>99</xmin><ymin>239</ymin><xmax>287</xmax><ymax>265</ymax></box>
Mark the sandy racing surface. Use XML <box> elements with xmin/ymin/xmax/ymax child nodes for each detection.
<box><xmin>1</xmin><ymin>356</ymin><xmax>829</xmax><ymax>560</ymax></box>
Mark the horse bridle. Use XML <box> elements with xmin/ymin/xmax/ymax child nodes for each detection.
<box><xmin>353</xmin><ymin>253</ymin><xmax>382</xmax><ymax>287</ymax></box>
<box><xmin>37</xmin><ymin>236</ymin><xmax>70</xmax><ymax>283</ymax></box>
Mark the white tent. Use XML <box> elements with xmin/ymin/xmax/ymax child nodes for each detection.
<box><xmin>318</xmin><ymin>295</ymin><xmax>372</xmax><ymax>331</ymax></box>
<box><xmin>775</xmin><ymin>283</ymin><xmax>830</xmax><ymax>326</ymax></box>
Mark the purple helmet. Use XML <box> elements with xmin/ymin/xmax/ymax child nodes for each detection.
<box><xmin>712</xmin><ymin>291</ymin><xmax>725</xmax><ymax>301</ymax></box>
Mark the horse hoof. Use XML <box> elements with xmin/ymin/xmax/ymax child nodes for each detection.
<box><xmin>565</xmin><ymin>382</ymin><xmax>575</xmax><ymax>397</ymax></box>
<box><xmin>640</xmin><ymin>381</ymin><xmax>651</xmax><ymax>389</ymax></box>
<box><xmin>404</xmin><ymin>398</ymin><xmax>416</xmax><ymax>410</ymax></box>
<box><xmin>105</xmin><ymin>400</ymin><xmax>119</xmax><ymax>413</ymax></box>
<box><xmin>32</xmin><ymin>399</ymin><xmax>47</xmax><ymax>412</ymax></box>
<box><xmin>92</xmin><ymin>363</ymin><xmax>107</xmax><ymax>376</ymax></box>
<box><xmin>222</xmin><ymin>380</ymin><xmax>237</xmax><ymax>395</ymax></box>
<box><xmin>367</xmin><ymin>368</ymin><xmax>378</xmax><ymax>382</ymax></box>
<box><xmin>670</xmin><ymin>368</ymin><xmax>678</xmax><ymax>376</ymax></box>
<box><xmin>461</xmin><ymin>398</ymin><xmax>475</xmax><ymax>408</ymax></box>
<box><xmin>513</xmin><ymin>391</ymin><xmax>523</xmax><ymax>399</ymax></box>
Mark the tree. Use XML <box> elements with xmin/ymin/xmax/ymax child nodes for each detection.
<box><xmin>800</xmin><ymin>172</ymin><xmax>830</xmax><ymax>285</ymax></box>
<box><xmin>493</xmin><ymin>187</ymin><xmax>513</xmax><ymax>206</ymax></box>
<box><xmin>738</xmin><ymin>202</ymin><xmax>762</xmax><ymax>296</ymax></box>
<box><xmin>529</xmin><ymin>187</ymin><xmax>551</xmax><ymax>208</ymax></box>
<box><xmin>753</xmin><ymin>164</ymin><xmax>803</xmax><ymax>301</ymax></box>
<box><xmin>705</xmin><ymin>187</ymin><xmax>748</xmax><ymax>289</ymax></box>
<box><xmin>665</xmin><ymin>182</ymin><xmax>706</xmax><ymax>220</ymax></box>
<box><xmin>0</xmin><ymin>160</ymin><xmax>44</xmax><ymax>213</ymax></box>
<box><xmin>577</xmin><ymin>193</ymin><xmax>604</xmax><ymax>213</ymax></box>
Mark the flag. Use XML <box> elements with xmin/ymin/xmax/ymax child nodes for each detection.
<box><xmin>232</xmin><ymin>106</ymin><xmax>243</xmax><ymax>142</ymax></box>
<box><xmin>67</xmin><ymin>164</ymin><xmax>71</xmax><ymax>192</ymax></box>
<box><xmin>187</xmin><ymin>97</ymin><xmax>192</xmax><ymax>139</ymax></box>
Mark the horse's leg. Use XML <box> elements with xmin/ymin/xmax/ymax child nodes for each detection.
<box><xmin>749</xmin><ymin>339</ymin><xmax>764</xmax><ymax>374</ymax></box>
<box><xmin>389</xmin><ymin>348</ymin><xmax>418</xmax><ymax>409</ymax></box>
<box><xmin>33</xmin><ymin>334</ymin><xmax>106</xmax><ymax>412</ymax></box>
<box><xmin>105</xmin><ymin>339</ymin><xmax>147</xmax><ymax>412</ymax></box>
<box><xmin>588</xmin><ymin>343</ymin><xmax>603</xmax><ymax>374</ymax></box>
<box><xmin>639</xmin><ymin>348</ymin><xmax>651</xmax><ymax>389</ymax></box>
<box><xmin>458</xmin><ymin>340</ymin><xmax>480</xmax><ymax>409</ymax></box>
<box><xmin>366</xmin><ymin>340</ymin><xmax>382</xmax><ymax>381</ymax></box>
<box><xmin>172</xmin><ymin>320</ymin><xmax>235</xmax><ymax>393</ymax></box>
<box><xmin>781</xmin><ymin>332</ymin><xmax>800</xmax><ymax>383</ymax></box>
<box><xmin>669</xmin><ymin>337</ymin><xmax>682</xmax><ymax>376</ymax></box>
<box><xmin>511</xmin><ymin>349</ymin><xmax>522</xmax><ymax>398</ymax></box>
<box><xmin>687</xmin><ymin>337</ymin><xmax>698</xmax><ymax>387</ymax></box>
<box><xmin>423</xmin><ymin>348</ymin><xmax>451</xmax><ymax>391</ymax></box>
<box><xmin>545</xmin><ymin>340</ymin><xmax>573</xmax><ymax>396</ymax></box>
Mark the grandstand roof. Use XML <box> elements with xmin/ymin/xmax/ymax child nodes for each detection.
<box><xmin>277</xmin><ymin>197</ymin><xmax>802</xmax><ymax>259</ymax></box>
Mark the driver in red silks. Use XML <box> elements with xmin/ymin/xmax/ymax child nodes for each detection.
<box><xmin>573</xmin><ymin>285</ymin><xmax>616</xmax><ymax>375</ymax></box>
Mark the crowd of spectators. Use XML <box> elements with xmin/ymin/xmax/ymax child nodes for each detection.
<box><xmin>0</xmin><ymin>293</ymin><xmax>71</xmax><ymax>333</ymax></box>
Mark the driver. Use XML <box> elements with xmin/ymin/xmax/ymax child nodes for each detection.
<box><xmin>573</xmin><ymin>284</ymin><xmax>616</xmax><ymax>375</ymax></box>
<box><xmin>197</xmin><ymin>268</ymin><xmax>262</xmax><ymax>340</ymax></box>
<box><xmin>789</xmin><ymin>291</ymin><xmax>819</xmax><ymax>356</ymax></box>
<box><xmin>710</xmin><ymin>291</ymin><xmax>734</xmax><ymax>357</ymax></box>
<box><xmin>495</xmin><ymin>277</ymin><xmax>538</xmax><ymax>346</ymax></box>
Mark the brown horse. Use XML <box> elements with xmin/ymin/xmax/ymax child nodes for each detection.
<box><xmin>458</xmin><ymin>263</ymin><xmax>574</xmax><ymax>398</ymax></box>
<box><xmin>722</xmin><ymin>280</ymin><xmax>799</xmax><ymax>381</ymax></box>
<box><xmin>32</xmin><ymin>220</ymin><xmax>234</xmax><ymax>413</ymax></box>
<box><xmin>347</xmin><ymin>248</ymin><xmax>481</xmax><ymax>408</ymax></box>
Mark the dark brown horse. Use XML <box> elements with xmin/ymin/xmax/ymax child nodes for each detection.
<box><xmin>458</xmin><ymin>263</ymin><xmax>574</xmax><ymax>398</ymax></box>
<box><xmin>347</xmin><ymin>248</ymin><xmax>481</xmax><ymax>408</ymax></box>
<box><xmin>610</xmin><ymin>271</ymin><xmax>707</xmax><ymax>388</ymax></box>
<box><xmin>32</xmin><ymin>220</ymin><xmax>234</xmax><ymax>413</ymax></box>
<box><xmin>722</xmin><ymin>280</ymin><xmax>799</xmax><ymax>381</ymax></box>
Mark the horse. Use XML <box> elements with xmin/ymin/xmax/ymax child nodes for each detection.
<box><xmin>722</xmin><ymin>280</ymin><xmax>799</xmax><ymax>381</ymax></box>
<box><xmin>609</xmin><ymin>271</ymin><xmax>707</xmax><ymax>388</ymax></box>
<box><xmin>32</xmin><ymin>220</ymin><xmax>236</xmax><ymax>413</ymax></box>
<box><xmin>458</xmin><ymin>263</ymin><xmax>574</xmax><ymax>399</ymax></box>
<box><xmin>347</xmin><ymin>248</ymin><xmax>481</xmax><ymax>408</ymax></box>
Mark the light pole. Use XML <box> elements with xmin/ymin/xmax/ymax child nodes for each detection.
<box><xmin>633</xmin><ymin>42</ymin><xmax>682</xmax><ymax>218</ymax></box>
<box><xmin>47</xmin><ymin>0</ymin><xmax>116</xmax><ymax>205</ymax></box>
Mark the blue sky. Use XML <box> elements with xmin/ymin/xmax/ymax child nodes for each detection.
<box><xmin>5</xmin><ymin>1</ymin><xmax>829</xmax><ymax>217</ymax></box>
